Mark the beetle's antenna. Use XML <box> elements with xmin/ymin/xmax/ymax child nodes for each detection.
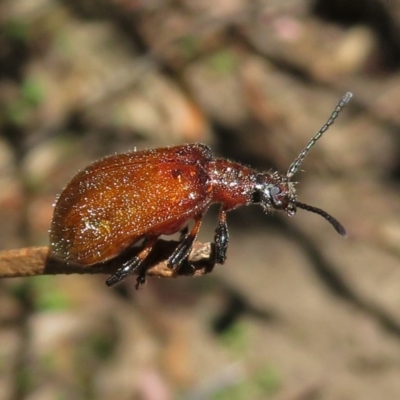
<box><xmin>296</xmin><ymin>201</ymin><xmax>347</xmax><ymax>236</ymax></box>
<box><xmin>287</xmin><ymin>92</ymin><xmax>353</xmax><ymax>178</ymax></box>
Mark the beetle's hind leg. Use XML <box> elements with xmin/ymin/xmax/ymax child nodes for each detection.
<box><xmin>106</xmin><ymin>237</ymin><xmax>158</xmax><ymax>287</ymax></box>
<box><xmin>168</xmin><ymin>215</ymin><xmax>203</xmax><ymax>270</ymax></box>
<box><xmin>214</xmin><ymin>208</ymin><xmax>229</xmax><ymax>264</ymax></box>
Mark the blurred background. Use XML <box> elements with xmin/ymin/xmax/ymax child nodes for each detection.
<box><xmin>1</xmin><ymin>0</ymin><xmax>400</xmax><ymax>399</ymax></box>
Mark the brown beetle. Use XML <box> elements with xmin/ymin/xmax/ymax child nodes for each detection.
<box><xmin>49</xmin><ymin>92</ymin><xmax>352</xmax><ymax>288</ymax></box>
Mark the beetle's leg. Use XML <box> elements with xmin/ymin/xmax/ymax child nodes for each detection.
<box><xmin>214</xmin><ymin>208</ymin><xmax>229</xmax><ymax>264</ymax></box>
<box><xmin>179</xmin><ymin>225</ymin><xmax>189</xmax><ymax>241</ymax></box>
<box><xmin>168</xmin><ymin>215</ymin><xmax>203</xmax><ymax>269</ymax></box>
<box><xmin>106</xmin><ymin>237</ymin><xmax>158</xmax><ymax>287</ymax></box>
<box><xmin>135</xmin><ymin>270</ymin><xmax>147</xmax><ymax>290</ymax></box>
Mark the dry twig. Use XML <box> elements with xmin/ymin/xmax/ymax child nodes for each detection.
<box><xmin>0</xmin><ymin>240</ymin><xmax>215</xmax><ymax>284</ymax></box>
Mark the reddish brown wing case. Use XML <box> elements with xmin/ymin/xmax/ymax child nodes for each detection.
<box><xmin>49</xmin><ymin>144</ymin><xmax>213</xmax><ymax>265</ymax></box>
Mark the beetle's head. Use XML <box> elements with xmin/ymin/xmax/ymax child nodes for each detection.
<box><xmin>252</xmin><ymin>91</ymin><xmax>353</xmax><ymax>237</ymax></box>
<box><xmin>253</xmin><ymin>171</ymin><xmax>346</xmax><ymax>236</ymax></box>
<box><xmin>254</xmin><ymin>172</ymin><xmax>297</xmax><ymax>217</ymax></box>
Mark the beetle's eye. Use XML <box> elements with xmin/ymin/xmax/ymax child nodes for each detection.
<box><xmin>269</xmin><ymin>186</ymin><xmax>283</xmax><ymax>207</ymax></box>
<box><xmin>270</xmin><ymin>186</ymin><xmax>281</xmax><ymax>197</ymax></box>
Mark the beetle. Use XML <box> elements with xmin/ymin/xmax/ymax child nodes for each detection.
<box><xmin>49</xmin><ymin>92</ymin><xmax>352</xmax><ymax>288</ymax></box>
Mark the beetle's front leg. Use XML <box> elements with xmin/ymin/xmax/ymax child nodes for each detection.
<box><xmin>214</xmin><ymin>209</ymin><xmax>229</xmax><ymax>264</ymax></box>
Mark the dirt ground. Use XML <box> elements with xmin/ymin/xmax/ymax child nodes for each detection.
<box><xmin>1</xmin><ymin>1</ymin><xmax>400</xmax><ymax>399</ymax></box>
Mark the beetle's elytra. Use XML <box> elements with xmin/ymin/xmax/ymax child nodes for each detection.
<box><xmin>49</xmin><ymin>92</ymin><xmax>352</xmax><ymax>288</ymax></box>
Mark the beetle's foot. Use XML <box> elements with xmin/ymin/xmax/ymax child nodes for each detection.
<box><xmin>135</xmin><ymin>272</ymin><xmax>147</xmax><ymax>290</ymax></box>
<box><xmin>179</xmin><ymin>259</ymin><xmax>196</xmax><ymax>275</ymax></box>
<box><xmin>214</xmin><ymin>220</ymin><xmax>229</xmax><ymax>264</ymax></box>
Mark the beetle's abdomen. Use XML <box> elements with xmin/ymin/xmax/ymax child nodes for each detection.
<box><xmin>49</xmin><ymin>150</ymin><xmax>213</xmax><ymax>265</ymax></box>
